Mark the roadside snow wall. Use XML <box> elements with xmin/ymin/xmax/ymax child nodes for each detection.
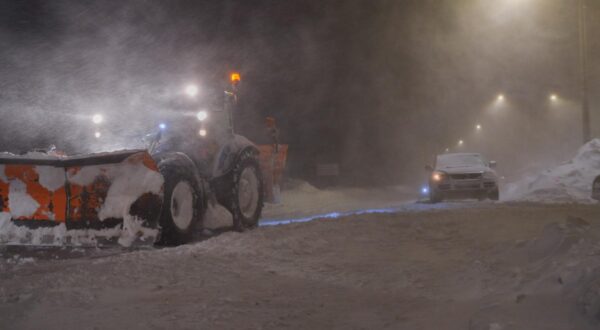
<box><xmin>504</xmin><ymin>139</ymin><xmax>600</xmax><ymax>203</ymax></box>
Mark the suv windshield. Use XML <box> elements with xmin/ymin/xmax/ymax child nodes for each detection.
<box><xmin>436</xmin><ymin>153</ymin><xmax>486</xmax><ymax>169</ymax></box>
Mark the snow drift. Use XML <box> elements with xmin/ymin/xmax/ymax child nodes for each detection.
<box><xmin>504</xmin><ymin>139</ymin><xmax>600</xmax><ymax>203</ymax></box>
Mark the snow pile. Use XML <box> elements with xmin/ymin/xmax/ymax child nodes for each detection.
<box><xmin>203</xmin><ymin>202</ymin><xmax>233</xmax><ymax>230</ymax></box>
<box><xmin>0</xmin><ymin>212</ymin><xmax>158</xmax><ymax>247</ymax></box>
<box><xmin>504</xmin><ymin>139</ymin><xmax>600</xmax><ymax>203</ymax></box>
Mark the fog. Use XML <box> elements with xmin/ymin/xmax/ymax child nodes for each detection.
<box><xmin>0</xmin><ymin>0</ymin><xmax>598</xmax><ymax>187</ymax></box>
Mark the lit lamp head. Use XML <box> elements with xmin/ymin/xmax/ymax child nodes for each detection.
<box><xmin>185</xmin><ymin>84</ymin><xmax>199</xmax><ymax>98</ymax></box>
<box><xmin>230</xmin><ymin>72</ymin><xmax>241</xmax><ymax>86</ymax></box>
<box><xmin>92</xmin><ymin>114</ymin><xmax>103</xmax><ymax>125</ymax></box>
<box><xmin>196</xmin><ymin>111</ymin><xmax>208</xmax><ymax>121</ymax></box>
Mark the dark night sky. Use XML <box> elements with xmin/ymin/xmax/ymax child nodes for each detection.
<box><xmin>0</xmin><ymin>0</ymin><xmax>599</xmax><ymax>186</ymax></box>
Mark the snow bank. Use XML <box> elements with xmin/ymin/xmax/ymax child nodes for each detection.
<box><xmin>203</xmin><ymin>202</ymin><xmax>233</xmax><ymax>230</ymax></box>
<box><xmin>504</xmin><ymin>139</ymin><xmax>600</xmax><ymax>203</ymax></box>
<box><xmin>0</xmin><ymin>212</ymin><xmax>157</xmax><ymax>247</ymax></box>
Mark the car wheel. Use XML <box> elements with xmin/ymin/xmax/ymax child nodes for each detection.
<box><xmin>592</xmin><ymin>176</ymin><xmax>600</xmax><ymax>201</ymax></box>
<box><xmin>229</xmin><ymin>150</ymin><xmax>264</xmax><ymax>230</ymax></box>
<box><xmin>488</xmin><ymin>188</ymin><xmax>500</xmax><ymax>201</ymax></box>
<box><xmin>429</xmin><ymin>190</ymin><xmax>443</xmax><ymax>203</ymax></box>
<box><xmin>156</xmin><ymin>165</ymin><xmax>200</xmax><ymax>245</ymax></box>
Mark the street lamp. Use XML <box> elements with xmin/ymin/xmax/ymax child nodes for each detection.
<box><xmin>549</xmin><ymin>94</ymin><xmax>558</xmax><ymax>102</ymax></box>
<box><xmin>458</xmin><ymin>139</ymin><xmax>464</xmax><ymax>146</ymax></box>
<box><xmin>92</xmin><ymin>114</ymin><xmax>103</xmax><ymax>124</ymax></box>
<box><xmin>196</xmin><ymin>110</ymin><xmax>208</xmax><ymax>121</ymax></box>
<box><xmin>579</xmin><ymin>0</ymin><xmax>591</xmax><ymax>142</ymax></box>
<box><xmin>496</xmin><ymin>94</ymin><xmax>505</xmax><ymax>102</ymax></box>
<box><xmin>185</xmin><ymin>84</ymin><xmax>199</xmax><ymax>98</ymax></box>
<box><xmin>476</xmin><ymin>124</ymin><xmax>482</xmax><ymax>131</ymax></box>
<box><xmin>94</xmin><ymin>131</ymin><xmax>101</xmax><ymax>139</ymax></box>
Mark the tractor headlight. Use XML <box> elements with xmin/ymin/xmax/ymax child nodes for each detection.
<box><xmin>197</xmin><ymin>111</ymin><xmax>208</xmax><ymax>121</ymax></box>
<box><xmin>431</xmin><ymin>171</ymin><xmax>445</xmax><ymax>182</ymax></box>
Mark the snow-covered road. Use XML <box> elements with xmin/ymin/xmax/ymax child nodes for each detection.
<box><xmin>2</xmin><ymin>202</ymin><xmax>600</xmax><ymax>330</ymax></box>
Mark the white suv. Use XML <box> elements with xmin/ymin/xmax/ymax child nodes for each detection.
<box><xmin>426</xmin><ymin>153</ymin><xmax>499</xmax><ymax>203</ymax></box>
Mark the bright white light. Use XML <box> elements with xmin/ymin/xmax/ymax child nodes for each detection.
<box><xmin>159</xmin><ymin>123</ymin><xmax>166</xmax><ymax>130</ymax></box>
<box><xmin>185</xmin><ymin>84</ymin><xmax>199</xmax><ymax>97</ymax></box>
<box><xmin>476</xmin><ymin>124</ymin><xmax>482</xmax><ymax>130</ymax></box>
<box><xmin>199</xmin><ymin>129</ymin><xmax>207</xmax><ymax>137</ymax></box>
<box><xmin>497</xmin><ymin>94</ymin><xmax>505</xmax><ymax>102</ymax></box>
<box><xmin>92</xmin><ymin>114</ymin><xmax>103</xmax><ymax>124</ymax></box>
<box><xmin>94</xmin><ymin>131</ymin><xmax>101</xmax><ymax>138</ymax></box>
<box><xmin>196</xmin><ymin>111</ymin><xmax>208</xmax><ymax>121</ymax></box>
<box><xmin>550</xmin><ymin>94</ymin><xmax>558</xmax><ymax>101</ymax></box>
<box><xmin>421</xmin><ymin>187</ymin><xmax>429</xmax><ymax>195</ymax></box>
<box><xmin>458</xmin><ymin>139</ymin><xmax>464</xmax><ymax>146</ymax></box>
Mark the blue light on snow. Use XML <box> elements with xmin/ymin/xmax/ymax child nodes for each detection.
<box><xmin>159</xmin><ymin>123</ymin><xmax>167</xmax><ymax>130</ymax></box>
<box><xmin>260</xmin><ymin>207</ymin><xmax>402</xmax><ymax>227</ymax></box>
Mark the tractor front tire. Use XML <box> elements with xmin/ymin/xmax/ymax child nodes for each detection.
<box><xmin>156</xmin><ymin>166</ymin><xmax>200</xmax><ymax>246</ymax></box>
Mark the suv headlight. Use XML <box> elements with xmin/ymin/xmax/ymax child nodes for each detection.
<box><xmin>431</xmin><ymin>171</ymin><xmax>446</xmax><ymax>182</ymax></box>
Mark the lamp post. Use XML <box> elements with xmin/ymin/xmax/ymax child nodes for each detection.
<box><xmin>579</xmin><ymin>0</ymin><xmax>591</xmax><ymax>143</ymax></box>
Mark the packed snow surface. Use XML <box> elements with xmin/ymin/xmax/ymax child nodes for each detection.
<box><xmin>262</xmin><ymin>180</ymin><xmax>416</xmax><ymax>223</ymax></box>
<box><xmin>1</xmin><ymin>203</ymin><xmax>600</xmax><ymax>329</ymax></box>
<box><xmin>504</xmin><ymin>139</ymin><xmax>600</xmax><ymax>203</ymax></box>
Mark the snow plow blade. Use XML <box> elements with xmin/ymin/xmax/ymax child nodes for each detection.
<box><xmin>0</xmin><ymin>150</ymin><xmax>164</xmax><ymax>246</ymax></box>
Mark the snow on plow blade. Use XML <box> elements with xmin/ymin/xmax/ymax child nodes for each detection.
<box><xmin>0</xmin><ymin>150</ymin><xmax>164</xmax><ymax>246</ymax></box>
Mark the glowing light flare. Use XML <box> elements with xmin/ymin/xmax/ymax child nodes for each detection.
<box><xmin>230</xmin><ymin>72</ymin><xmax>241</xmax><ymax>84</ymax></box>
<box><xmin>199</xmin><ymin>129</ymin><xmax>207</xmax><ymax>137</ymax></box>
<box><xmin>159</xmin><ymin>123</ymin><xmax>166</xmax><ymax>130</ymax></box>
<box><xmin>550</xmin><ymin>94</ymin><xmax>558</xmax><ymax>101</ymax></box>
<box><xmin>94</xmin><ymin>131</ymin><xmax>101</xmax><ymax>139</ymax></box>
<box><xmin>185</xmin><ymin>84</ymin><xmax>199</xmax><ymax>97</ymax></box>
<box><xmin>432</xmin><ymin>173</ymin><xmax>443</xmax><ymax>182</ymax></box>
<box><xmin>458</xmin><ymin>139</ymin><xmax>464</xmax><ymax>146</ymax></box>
<box><xmin>496</xmin><ymin>94</ymin><xmax>505</xmax><ymax>102</ymax></box>
<box><xmin>476</xmin><ymin>124</ymin><xmax>482</xmax><ymax>131</ymax></box>
<box><xmin>92</xmin><ymin>114</ymin><xmax>103</xmax><ymax>124</ymax></box>
<box><xmin>421</xmin><ymin>187</ymin><xmax>429</xmax><ymax>195</ymax></box>
<box><xmin>196</xmin><ymin>111</ymin><xmax>208</xmax><ymax>121</ymax></box>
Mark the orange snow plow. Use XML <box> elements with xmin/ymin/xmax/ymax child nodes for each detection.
<box><xmin>0</xmin><ymin>150</ymin><xmax>164</xmax><ymax>246</ymax></box>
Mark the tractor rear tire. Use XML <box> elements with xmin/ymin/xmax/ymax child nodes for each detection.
<box><xmin>228</xmin><ymin>150</ymin><xmax>264</xmax><ymax>230</ymax></box>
